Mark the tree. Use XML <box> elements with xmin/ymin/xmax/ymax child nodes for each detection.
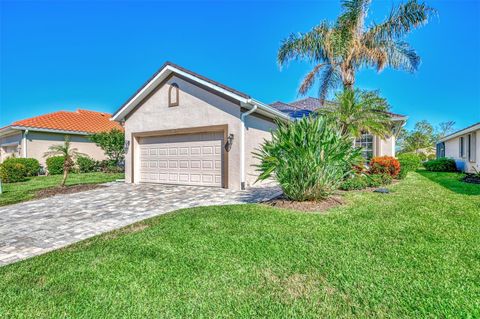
<box><xmin>316</xmin><ymin>88</ymin><xmax>393</xmax><ymax>139</ymax></box>
<box><xmin>44</xmin><ymin>136</ymin><xmax>85</xmax><ymax>187</ymax></box>
<box><xmin>278</xmin><ymin>0</ymin><xmax>435</xmax><ymax>102</ymax></box>
<box><xmin>90</xmin><ymin>129</ymin><xmax>125</xmax><ymax>165</ymax></box>
<box><xmin>398</xmin><ymin>120</ymin><xmax>455</xmax><ymax>155</ymax></box>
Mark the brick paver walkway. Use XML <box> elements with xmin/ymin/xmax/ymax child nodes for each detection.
<box><xmin>0</xmin><ymin>182</ymin><xmax>281</xmax><ymax>266</ymax></box>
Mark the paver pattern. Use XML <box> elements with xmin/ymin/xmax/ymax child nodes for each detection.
<box><xmin>0</xmin><ymin>182</ymin><xmax>281</xmax><ymax>266</ymax></box>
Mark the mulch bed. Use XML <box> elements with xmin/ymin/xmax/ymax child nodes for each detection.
<box><xmin>36</xmin><ymin>184</ymin><xmax>106</xmax><ymax>199</ymax></box>
<box><xmin>462</xmin><ymin>174</ymin><xmax>480</xmax><ymax>184</ymax></box>
<box><xmin>263</xmin><ymin>195</ymin><xmax>344</xmax><ymax>213</ymax></box>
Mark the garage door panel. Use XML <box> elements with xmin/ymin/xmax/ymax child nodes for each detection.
<box><xmin>138</xmin><ymin>132</ymin><xmax>223</xmax><ymax>187</ymax></box>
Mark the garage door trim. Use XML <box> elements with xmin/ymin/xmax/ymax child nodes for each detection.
<box><xmin>131</xmin><ymin>124</ymin><xmax>229</xmax><ymax>188</ymax></box>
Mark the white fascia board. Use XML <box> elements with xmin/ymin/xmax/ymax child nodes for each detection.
<box><xmin>111</xmin><ymin>65</ymin><xmax>250</xmax><ymax>122</ymax></box>
<box><xmin>438</xmin><ymin>123</ymin><xmax>480</xmax><ymax>142</ymax></box>
<box><xmin>248</xmin><ymin>99</ymin><xmax>292</xmax><ymax>121</ymax></box>
<box><xmin>10</xmin><ymin>126</ymin><xmax>90</xmax><ymax>136</ymax></box>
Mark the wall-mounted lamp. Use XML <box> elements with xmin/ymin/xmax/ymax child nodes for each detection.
<box><xmin>225</xmin><ymin>134</ymin><xmax>234</xmax><ymax>152</ymax></box>
<box><xmin>124</xmin><ymin>140</ymin><xmax>130</xmax><ymax>153</ymax></box>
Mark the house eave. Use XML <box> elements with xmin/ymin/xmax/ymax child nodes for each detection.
<box><xmin>438</xmin><ymin>122</ymin><xmax>480</xmax><ymax>143</ymax></box>
<box><xmin>9</xmin><ymin>126</ymin><xmax>91</xmax><ymax>136</ymax></box>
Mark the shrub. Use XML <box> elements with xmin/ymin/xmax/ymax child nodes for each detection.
<box><xmin>369</xmin><ymin>156</ymin><xmax>401</xmax><ymax>178</ymax></box>
<box><xmin>397</xmin><ymin>153</ymin><xmax>422</xmax><ymax>179</ymax></box>
<box><xmin>365</xmin><ymin>174</ymin><xmax>384</xmax><ymax>187</ymax></box>
<box><xmin>378</xmin><ymin>173</ymin><xmax>393</xmax><ymax>185</ymax></box>
<box><xmin>98</xmin><ymin>160</ymin><xmax>124</xmax><ymax>173</ymax></box>
<box><xmin>77</xmin><ymin>156</ymin><xmax>98</xmax><ymax>173</ymax></box>
<box><xmin>0</xmin><ymin>161</ymin><xmax>27</xmax><ymax>183</ymax></box>
<box><xmin>340</xmin><ymin>175</ymin><xmax>367</xmax><ymax>191</ymax></box>
<box><xmin>46</xmin><ymin>156</ymin><xmax>65</xmax><ymax>175</ymax></box>
<box><xmin>423</xmin><ymin>157</ymin><xmax>457</xmax><ymax>172</ymax></box>
<box><xmin>255</xmin><ymin>116</ymin><xmax>362</xmax><ymax>201</ymax></box>
<box><xmin>2</xmin><ymin>157</ymin><xmax>40</xmax><ymax>177</ymax></box>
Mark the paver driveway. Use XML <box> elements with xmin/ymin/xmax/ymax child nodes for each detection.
<box><xmin>0</xmin><ymin>182</ymin><xmax>281</xmax><ymax>266</ymax></box>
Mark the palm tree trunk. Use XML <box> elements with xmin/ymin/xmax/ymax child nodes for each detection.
<box><xmin>61</xmin><ymin>168</ymin><xmax>68</xmax><ymax>187</ymax></box>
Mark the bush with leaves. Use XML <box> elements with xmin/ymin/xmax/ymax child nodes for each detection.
<box><xmin>0</xmin><ymin>161</ymin><xmax>27</xmax><ymax>183</ymax></box>
<box><xmin>46</xmin><ymin>156</ymin><xmax>65</xmax><ymax>175</ymax></box>
<box><xmin>255</xmin><ymin>116</ymin><xmax>362</xmax><ymax>201</ymax></box>
<box><xmin>77</xmin><ymin>156</ymin><xmax>98</xmax><ymax>173</ymax></box>
<box><xmin>90</xmin><ymin>129</ymin><xmax>125</xmax><ymax>165</ymax></box>
<box><xmin>1</xmin><ymin>157</ymin><xmax>40</xmax><ymax>177</ymax></box>
<box><xmin>369</xmin><ymin>156</ymin><xmax>401</xmax><ymax>178</ymax></box>
<box><xmin>397</xmin><ymin>153</ymin><xmax>421</xmax><ymax>179</ymax></box>
<box><xmin>423</xmin><ymin>158</ymin><xmax>457</xmax><ymax>172</ymax></box>
<box><xmin>340</xmin><ymin>175</ymin><xmax>367</xmax><ymax>191</ymax></box>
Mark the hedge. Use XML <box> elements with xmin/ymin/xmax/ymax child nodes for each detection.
<box><xmin>46</xmin><ymin>156</ymin><xmax>65</xmax><ymax>175</ymax></box>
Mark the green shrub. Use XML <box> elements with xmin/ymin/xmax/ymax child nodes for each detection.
<box><xmin>340</xmin><ymin>175</ymin><xmax>367</xmax><ymax>191</ymax></box>
<box><xmin>77</xmin><ymin>156</ymin><xmax>98</xmax><ymax>173</ymax></box>
<box><xmin>397</xmin><ymin>153</ymin><xmax>422</xmax><ymax>179</ymax></box>
<box><xmin>255</xmin><ymin>116</ymin><xmax>362</xmax><ymax>201</ymax></box>
<box><xmin>46</xmin><ymin>156</ymin><xmax>65</xmax><ymax>175</ymax></box>
<box><xmin>1</xmin><ymin>157</ymin><xmax>40</xmax><ymax>177</ymax></box>
<box><xmin>423</xmin><ymin>158</ymin><xmax>457</xmax><ymax>172</ymax></box>
<box><xmin>365</xmin><ymin>174</ymin><xmax>384</xmax><ymax>187</ymax></box>
<box><xmin>98</xmin><ymin>160</ymin><xmax>124</xmax><ymax>173</ymax></box>
<box><xmin>0</xmin><ymin>161</ymin><xmax>27</xmax><ymax>183</ymax></box>
<box><xmin>379</xmin><ymin>173</ymin><xmax>393</xmax><ymax>185</ymax></box>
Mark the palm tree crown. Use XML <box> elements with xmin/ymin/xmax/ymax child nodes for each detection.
<box><xmin>44</xmin><ymin>136</ymin><xmax>85</xmax><ymax>186</ymax></box>
<box><xmin>317</xmin><ymin>89</ymin><xmax>393</xmax><ymax>139</ymax></box>
<box><xmin>278</xmin><ymin>0</ymin><xmax>435</xmax><ymax>102</ymax></box>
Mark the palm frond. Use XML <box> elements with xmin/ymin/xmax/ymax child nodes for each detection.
<box><xmin>277</xmin><ymin>22</ymin><xmax>331</xmax><ymax>67</ymax></box>
<box><xmin>318</xmin><ymin>65</ymin><xmax>341</xmax><ymax>103</ymax></box>
<box><xmin>366</xmin><ymin>0</ymin><xmax>436</xmax><ymax>42</ymax></box>
<box><xmin>299</xmin><ymin>63</ymin><xmax>326</xmax><ymax>95</ymax></box>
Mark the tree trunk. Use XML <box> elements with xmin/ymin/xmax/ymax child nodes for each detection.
<box><xmin>61</xmin><ymin>168</ymin><xmax>68</xmax><ymax>187</ymax></box>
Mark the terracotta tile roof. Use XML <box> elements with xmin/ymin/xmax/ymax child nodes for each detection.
<box><xmin>12</xmin><ymin>109</ymin><xmax>123</xmax><ymax>134</ymax></box>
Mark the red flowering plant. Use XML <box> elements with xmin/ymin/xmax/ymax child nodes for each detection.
<box><xmin>369</xmin><ymin>156</ymin><xmax>401</xmax><ymax>178</ymax></box>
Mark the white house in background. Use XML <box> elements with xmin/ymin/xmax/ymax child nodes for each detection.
<box><xmin>0</xmin><ymin>110</ymin><xmax>123</xmax><ymax>166</ymax></box>
<box><xmin>437</xmin><ymin>122</ymin><xmax>480</xmax><ymax>173</ymax></box>
<box><xmin>111</xmin><ymin>62</ymin><xmax>406</xmax><ymax>190</ymax></box>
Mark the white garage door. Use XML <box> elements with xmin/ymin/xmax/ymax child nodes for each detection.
<box><xmin>138</xmin><ymin>132</ymin><xmax>223</xmax><ymax>187</ymax></box>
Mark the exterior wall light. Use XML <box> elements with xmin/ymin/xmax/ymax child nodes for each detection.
<box><xmin>225</xmin><ymin>134</ymin><xmax>234</xmax><ymax>152</ymax></box>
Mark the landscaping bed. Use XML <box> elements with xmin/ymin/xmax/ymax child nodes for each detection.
<box><xmin>35</xmin><ymin>184</ymin><xmax>107</xmax><ymax>199</ymax></box>
<box><xmin>462</xmin><ymin>173</ymin><xmax>480</xmax><ymax>184</ymax></box>
<box><xmin>264</xmin><ymin>194</ymin><xmax>344</xmax><ymax>212</ymax></box>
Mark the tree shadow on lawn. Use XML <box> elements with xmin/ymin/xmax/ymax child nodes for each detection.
<box><xmin>417</xmin><ymin>170</ymin><xmax>480</xmax><ymax>196</ymax></box>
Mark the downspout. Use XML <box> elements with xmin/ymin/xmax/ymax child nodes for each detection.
<box><xmin>22</xmin><ymin>129</ymin><xmax>29</xmax><ymax>158</ymax></box>
<box><xmin>240</xmin><ymin>102</ymin><xmax>258</xmax><ymax>190</ymax></box>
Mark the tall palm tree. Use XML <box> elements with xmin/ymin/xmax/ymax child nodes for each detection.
<box><xmin>44</xmin><ymin>136</ymin><xmax>85</xmax><ymax>187</ymax></box>
<box><xmin>318</xmin><ymin>89</ymin><xmax>392</xmax><ymax>139</ymax></box>
<box><xmin>278</xmin><ymin>0</ymin><xmax>435</xmax><ymax>102</ymax></box>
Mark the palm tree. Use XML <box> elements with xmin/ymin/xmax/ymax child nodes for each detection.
<box><xmin>278</xmin><ymin>0</ymin><xmax>435</xmax><ymax>102</ymax></box>
<box><xmin>44</xmin><ymin>136</ymin><xmax>85</xmax><ymax>187</ymax></box>
<box><xmin>317</xmin><ymin>89</ymin><xmax>392</xmax><ymax>139</ymax></box>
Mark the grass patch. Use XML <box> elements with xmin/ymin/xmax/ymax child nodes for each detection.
<box><xmin>0</xmin><ymin>172</ymin><xmax>479</xmax><ymax>317</ymax></box>
<box><xmin>0</xmin><ymin>172</ymin><xmax>124</xmax><ymax>206</ymax></box>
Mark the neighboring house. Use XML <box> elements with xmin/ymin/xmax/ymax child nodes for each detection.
<box><xmin>111</xmin><ymin>62</ymin><xmax>406</xmax><ymax>190</ymax></box>
<box><xmin>437</xmin><ymin>122</ymin><xmax>479</xmax><ymax>173</ymax></box>
<box><xmin>0</xmin><ymin>109</ymin><xmax>123</xmax><ymax>167</ymax></box>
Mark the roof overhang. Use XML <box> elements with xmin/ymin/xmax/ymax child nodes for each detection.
<box><xmin>438</xmin><ymin>122</ymin><xmax>480</xmax><ymax>143</ymax></box>
<box><xmin>111</xmin><ymin>63</ymin><xmax>291</xmax><ymax>122</ymax></box>
<box><xmin>6</xmin><ymin>126</ymin><xmax>90</xmax><ymax>136</ymax></box>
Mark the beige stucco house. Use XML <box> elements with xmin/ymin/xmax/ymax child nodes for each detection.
<box><xmin>437</xmin><ymin>122</ymin><xmax>479</xmax><ymax>173</ymax></box>
<box><xmin>0</xmin><ymin>109</ymin><xmax>123</xmax><ymax>167</ymax></box>
<box><xmin>112</xmin><ymin>62</ymin><xmax>406</xmax><ymax>190</ymax></box>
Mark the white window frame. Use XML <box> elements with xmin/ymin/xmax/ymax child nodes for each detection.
<box><xmin>355</xmin><ymin>133</ymin><xmax>374</xmax><ymax>160</ymax></box>
<box><xmin>459</xmin><ymin>136</ymin><xmax>465</xmax><ymax>158</ymax></box>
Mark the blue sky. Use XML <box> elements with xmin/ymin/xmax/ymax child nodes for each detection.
<box><xmin>1</xmin><ymin>0</ymin><xmax>479</xmax><ymax>131</ymax></box>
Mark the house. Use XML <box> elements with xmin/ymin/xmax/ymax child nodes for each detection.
<box><xmin>437</xmin><ymin>122</ymin><xmax>479</xmax><ymax>173</ymax></box>
<box><xmin>0</xmin><ymin>109</ymin><xmax>123</xmax><ymax>166</ymax></box>
<box><xmin>111</xmin><ymin>62</ymin><xmax>406</xmax><ymax>190</ymax></box>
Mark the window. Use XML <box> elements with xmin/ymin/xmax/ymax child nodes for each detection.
<box><xmin>355</xmin><ymin>133</ymin><xmax>374</xmax><ymax>160</ymax></box>
<box><xmin>460</xmin><ymin>136</ymin><xmax>465</xmax><ymax>158</ymax></box>
<box><xmin>468</xmin><ymin>133</ymin><xmax>477</xmax><ymax>162</ymax></box>
<box><xmin>168</xmin><ymin>83</ymin><xmax>179</xmax><ymax>107</ymax></box>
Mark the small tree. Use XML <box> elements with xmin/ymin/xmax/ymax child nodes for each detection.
<box><xmin>44</xmin><ymin>136</ymin><xmax>85</xmax><ymax>187</ymax></box>
<box><xmin>90</xmin><ymin>129</ymin><xmax>125</xmax><ymax>165</ymax></box>
<box><xmin>317</xmin><ymin>89</ymin><xmax>393</xmax><ymax>139</ymax></box>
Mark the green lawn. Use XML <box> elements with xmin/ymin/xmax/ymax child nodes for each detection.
<box><xmin>0</xmin><ymin>171</ymin><xmax>479</xmax><ymax>318</ymax></box>
<box><xmin>0</xmin><ymin>172</ymin><xmax>124</xmax><ymax>206</ymax></box>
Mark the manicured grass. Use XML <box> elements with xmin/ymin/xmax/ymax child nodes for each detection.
<box><xmin>0</xmin><ymin>172</ymin><xmax>124</xmax><ymax>206</ymax></box>
<box><xmin>0</xmin><ymin>172</ymin><xmax>479</xmax><ymax>317</ymax></box>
